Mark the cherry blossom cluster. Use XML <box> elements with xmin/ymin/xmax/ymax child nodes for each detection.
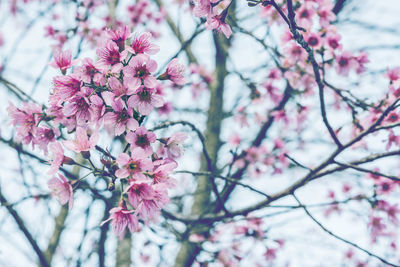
<box><xmin>261</xmin><ymin>0</ymin><xmax>369</xmax><ymax>87</ymax></box>
<box><xmin>8</xmin><ymin>26</ymin><xmax>188</xmax><ymax>238</ymax></box>
<box><xmin>188</xmin><ymin>217</ymin><xmax>285</xmax><ymax>265</ymax></box>
<box><xmin>192</xmin><ymin>0</ymin><xmax>233</xmax><ymax>38</ymax></box>
<box><xmin>41</xmin><ymin>0</ymin><xmax>165</xmax><ymax>49</ymax></box>
<box><xmin>219</xmin><ymin>0</ymin><xmax>372</xmax><ymax>179</ymax></box>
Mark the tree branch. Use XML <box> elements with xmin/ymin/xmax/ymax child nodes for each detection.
<box><xmin>0</xmin><ymin>189</ymin><xmax>50</xmax><ymax>267</ymax></box>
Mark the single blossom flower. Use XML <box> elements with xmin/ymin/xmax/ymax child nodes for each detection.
<box><xmin>386</xmin><ymin>130</ymin><xmax>400</xmax><ymax>150</ymax></box>
<box><xmin>101</xmin><ymin>200</ymin><xmax>138</xmax><ymax>239</ymax></box>
<box><xmin>96</xmin><ymin>40</ymin><xmax>127</xmax><ymax>73</ymax></box>
<box><xmin>33</xmin><ymin>126</ymin><xmax>60</xmax><ymax>153</ymax></box>
<box><xmin>123</xmin><ymin>54</ymin><xmax>158</xmax><ymax>88</ymax></box>
<box><xmin>387</xmin><ymin>67</ymin><xmax>400</xmax><ymax>82</ymax></box>
<box><xmin>318</xmin><ymin>4</ymin><xmax>336</xmax><ymax>27</ymax></box>
<box><xmin>205</xmin><ymin>14</ymin><xmax>232</xmax><ymax>38</ymax></box>
<box><xmin>62</xmin><ymin>87</ymin><xmax>93</xmax><ymax>125</ymax></box>
<box><xmin>125</xmin><ymin>181</ymin><xmax>169</xmax><ymax>220</ymax></box>
<box><xmin>89</xmin><ymin>94</ymin><xmax>106</xmax><ymax>127</ymax></box>
<box><xmin>103</xmin><ymin>97</ymin><xmax>139</xmax><ymax>136</ymax></box>
<box><xmin>305</xmin><ymin>32</ymin><xmax>322</xmax><ymax>50</ymax></box>
<box><xmin>106</xmin><ymin>26</ymin><xmax>131</xmax><ymax>51</ymax></box>
<box><xmin>335</xmin><ymin>51</ymin><xmax>357</xmax><ymax>76</ymax></box>
<box><xmin>325</xmin><ymin>31</ymin><xmax>342</xmax><ymax>52</ymax></box>
<box><xmin>193</xmin><ymin>0</ymin><xmax>212</xmax><ymax>17</ymax></box>
<box><xmin>152</xmin><ymin>160</ymin><xmax>177</xmax><ymax>185</ymax></box>
<box><xmin>7</xmin><ymin>102</ymin><xmax>44</xmax><ymax>145</ymax></box>
<box><xmin>49</xmin><ymin>49</ymin><xmax>79</xmax><ymax>74</ymax></box>
<box><xmin>62</xmin><ymin>127</ymin><xmax>99</xmax><ymax>153</ymax></box>
<box><xmin>157</xmin><ymin>102</ymin><xmax>173</xmax><ymax>116</ymax></box>
<box><xmin>115</xmin><ymin>148</ymin><xmax>153</xmax><ymax>179</ymax></box>
<box><xmin>164</xmin><ymin>132</ymin><xmax>188</xmax><ymax>159</ymax></box>
<box><xmin>127</xmin><ymin>86</ymin><xmax>164</xmax><ymax>115</ymax></box>
<box><xmin>107</xmin><ymin>76</ymin><xmax>137</xmax><ymax>99</ymax></box>
<box><xmin>75</xmin><ymin>58</ymin><xmax>103</xmax><ymax>84</ymax></box>
<box><xmin>129</xmin><ymin>32</ymin><xmax>160</xmax><ymax>55</ymax></box>
<box><xmin>47</xmin><ymin>174</ymin><xmax>74</xmax><ymax>210</ymax></box>
<box><xmin>295</xmin><ymin>1</ymin><xmax>315</xmax><ymax>29</ymax></box>
<box><xmin>47</xmin><ymin>142</ymin><xmax>65</xmax><ymax>175</ymax></box>
<box><xmin>159</xmin><ymin>58</ymin><xmax>186</xmax><ymax>85</ymax></box>
<box><xmin>51</xmin><ymin>74</ymin><xmax>82</xmax><ymax>106</ymax></box>
<box><xmin>126</xmin><ymin>127</ymin><xmax>156</xmax><ymax>156</ymax></box>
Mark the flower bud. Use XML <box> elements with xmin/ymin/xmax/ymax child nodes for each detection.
<box><xmin>81</xmin><ymin>151</ymin><xmax>91</xmax><ymax>159</ymax></box>
<box><xmin>108</xmin><ymin>180</ymin><xmax>115</xmax><ymax>191</ymax></box>
<box><xmin>63</xmin><ymin>156</ymin><xmax>76</xmax><ymax>165</ymax></box>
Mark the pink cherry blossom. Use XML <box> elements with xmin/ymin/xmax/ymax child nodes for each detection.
<box><xmin>51</xmin><ymin>74</ymin><xmax>82</xmax><ymax>105</ymax></box>
<box><xmin>387</xmin><ymin>67</ymin><xmax>400</xmax><ymax>82</ymax></box>
<box><xmin>47</xmin><ymin>142</ymin><xmax>65</xmax><ymax>175</ymax></box>
<box><xmin>368</xmin><ymin>216</ymin><xmax>388</xmax><ymax>243</ymax></box>
<box><xmin>318</xmin><ymin>3</ymin><xmax>336</xmax><ymax>27</ymax></box>
<box><xmin>126</xmin><ymin>127</ymin><xmax>156</xmax><ymax>156</ymax></box>
<box><xmin>125</xmin><ymin>181</ymin><xmax>169</xmax><ymax>220</ymax></box>
<box><xmin>125</xmin><ymin>181</ymin><xmax>155</xmax><ymax>208</ymax></box>
<box><xmin>295</xmin><ymin>2</ymin><xmax>315</xmax><ymax>29</ymax></box>
<box><xmin>62</xmin><ymin>127</ymin><xmax>99</xmax><ymax>153</ymax></box>
<box><xmin>103</xmin><ymin>98</ymin><xmax>139</xmax><ymax>136</ymax></box>
<box><xmin>189</xmin><ymin>63</ymin><xmax>214</xmax><ymax>84</ymax></box>
<box><xmin>264</xmin><ymin>248</ymin><xmax>277</xmax><ymax>260</ymax></box>
<box><xmin>127</xmin><ymin>86</ymin><xmax>164</xmax><ymax>115</ymax></box>
<box><xmin>115</xmin><ymin>148</ymin><xmax>153</xmax><ymax>179</ymax></box>
<box><xmin>152</xmin><ymin>160</ymin><xmax>177</xmax><ymax>184</ymax></box>
<box><xmin>96</xmin><ymin>40</ymin><xmax>127</xmax><ymax>73</ymax></box>
<box><xmin>386</xmin><ymin>130</ymin><xmax>400</xmax><ymax>150</ymax></box>
<box><xmin>158</xmin><ymin>102</ymin><xmax>173</xmax><ymax>116</ymax></box>
<box><xmin>228</xmin><ymin>133</ymin><xmax>241</xmax><ymax>147</ymax></box>
<box><xmin>62</xmin><ymin>87</ymin><xmax>93</xmax><ymax>125</ymax></box>
<box><xmin>336</xmin><ymin>51</ymin><xmax>358</xmax><ymax>76</ymax></box>
<box><xmin>49</xmin><ymin>49</ymin><xmax>78</xmax><ymax>74</ymax></box>
<box><xmin>75</xmin><ymin>58</ymin><xmax>103</xmax><ymax>84</ymax></box>
<box><xmin>163</xmin><ymin>58</ymin><xmax>186</xmax><ymax>85</ymax></box>
<box><xmin>305</xmin><ymin>32</ymin><xmax>322</xmax><ymax>50</ymax></box>
<box><xmin>107</xmin><ymin>76</ymin><xmax>137</xmax><ymax>98</ymax></box>
<box><xmin>7</xmin><ymin>102</ymin><xmax>43</xmax><ymax>145</ymax></box>
<box><xmin>105</xmin><ymin>26</ymin><xmax>131</xmax><ymax>51</ymax></box>
<box><xmin>165</xmin><ymin>132</ymin><xmax>188</xmax><ymax>159</ymax></box>
<box><xmin>283</xmin><ymin>43</ymin><xmax>307</xmax><ymax>65</ymax></box>
<box><xmin>47</xmin><ymin>174</ymin><xmax>74</xmax><ymax>210</ymax></box>
<box><xmin>33</xmin><ymin>126</ymin><xmax>60</xmax><ymax>153</ymax></box>
<box><xmin>101</xmin><ymin>201</ymin><xmax>138</xmax><ymax>239</ymax></box>
<box><xmin>325</xmin><ymin>31</ymin><xmax>342</xmax><ymax>52</ymax></box>
<box><xmin>193</xmin><ymin>0</ymin><xmax>212</xmax><ymax>17</ymax></box>
<box><xmin>205</xmin><ymin>14</ymin><xmax>232</xmax><ymax>38</ymax></box>
<box><xmin>124</xmin><ymin>54</ymin><xmax>158</xmax><ymax>88</ymax></box>
<box><xmin>377</xmin><ymin>200</ymin><xmax>400</xmax><ymax>225</ymax></box>
<box><xmin>129</xmin><ymin>32</ymin><xmax>160</xmax><ymax>55</ymax></box>
<box><xmin>89</xmin><ymin>94</ymin><xmax>106</xmax><ymax>126</ymax></box>
<box><xmin>355</xmin><ymin>52</ymin><xmax>369</xmax><ymax>74</ymax></box>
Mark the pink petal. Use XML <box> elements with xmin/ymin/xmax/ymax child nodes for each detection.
<box><xmin>116</xmin><ymin>168</ymin><xmax>130</xmax><ymax>178</ymax></box>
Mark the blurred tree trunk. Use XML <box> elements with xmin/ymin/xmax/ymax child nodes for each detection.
<box><xmin>43</xmin><ymin>205</ymin><xmax>68</xmax><ymax>264</ymax></box>
<box><xmin>43</xmin><ymin>156</ymin><xmax>84</xmax><ymax>265</ymax></box>
<box><xmin>116</xmin><ymin>233</ymin><xmax>132</xmax><ymax>267</ymax></box>
<box><xmin>174</xmin><ymin>31</ymin><xmax>231</xmax><ymax>267</ymax></box>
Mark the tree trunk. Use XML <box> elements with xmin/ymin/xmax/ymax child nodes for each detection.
<box><xmin>116</xmin><ymin>232</ymin><xmax>132</xmax><ymax>267</ymax></box>
<box><xmin>174</xmin><ymin>32</ymin><xmax>230</xmax><ymax>267</ymax></box>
